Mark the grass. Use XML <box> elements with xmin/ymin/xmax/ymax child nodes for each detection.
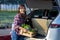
<box><xmin>0</xmin><ymin>11</ymin><xmax>17</xmax><ymax>27</ymax></box>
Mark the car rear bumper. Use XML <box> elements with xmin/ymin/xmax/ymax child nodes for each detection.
<box><xmin>46</xmin><ymin>28</ymin><xmax>60</xmax><ymax>40</ymax></box>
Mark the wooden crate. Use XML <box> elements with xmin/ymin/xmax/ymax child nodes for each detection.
<box><xmin>18</xmin><ymin>26</ymin><xmax>35</xmax><ymax>37</ymax></box>
<box><xmin>22</xmin><ymin>32</ymin><xmax>33</xmax><ymax>37</ymax></box>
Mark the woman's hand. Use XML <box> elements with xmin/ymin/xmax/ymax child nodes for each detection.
<box><xmin>19</xmin><ymin>27</ymin><xmax>27</xmax><ymax>32</ymax></box>
<box><xmin>18</xmin><ymin>27</ymin><xmax>27</xmax><ymax>34</ymax></box>
<box><xmin>14</xmin><ymin>26</ymin><xmax>20</xmax><ymax>35</ymax></box>
<box><xmin>15</xmin><ymin>26</ymin><xmax>27</xmax><ymax>35</ymax></box>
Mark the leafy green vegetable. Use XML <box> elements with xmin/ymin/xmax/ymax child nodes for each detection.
<box><xmin>21</xmin><ymin>24</ymin><xmax>35</xmax><ymax>33</ymax></box>
<box><xmin>21</xmin><ymin>24</ymin><xmax>31</xmax><ymax>30</ymax></box>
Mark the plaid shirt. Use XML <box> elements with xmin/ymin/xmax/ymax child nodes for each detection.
<box><xmin>13</xmin><ymin>14</ymin><xmax>25</xmax><ymax>30</ymax></box>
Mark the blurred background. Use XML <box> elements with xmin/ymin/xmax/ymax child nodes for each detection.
<box><xmin>0</xmin><ymin>0</ymin><xmax>31</xmax><ymax>29</ymax></box>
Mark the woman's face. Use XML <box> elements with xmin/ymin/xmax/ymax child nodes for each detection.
<box><xmin>19</xmin><ymin>6</ymin><xmax>25</xmax><ymax>14</ymax></box>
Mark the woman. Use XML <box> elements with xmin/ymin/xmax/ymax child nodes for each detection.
<box><xmin>11</xmin><ymin>4</ymin><xmax>27</xmax><ymax>40</ymax></box>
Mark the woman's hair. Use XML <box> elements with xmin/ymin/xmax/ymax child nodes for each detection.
<box><xmin>18</xmin><ymin>4</ymin><xmax>26</xmax><ymax>13</ymax></box>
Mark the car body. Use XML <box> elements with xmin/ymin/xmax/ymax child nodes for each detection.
<box><xmin>46</xmin><ymin>13</ymin><xmax>60</xmax><ymax>40</ymax></box>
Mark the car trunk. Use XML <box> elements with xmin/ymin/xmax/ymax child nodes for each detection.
<box><xmin>26</xmin><ymin>9</ymin><xmax>58</xmax><ymax>38</ymax></box>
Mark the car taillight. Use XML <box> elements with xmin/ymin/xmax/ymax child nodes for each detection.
<box><xmin>50</xmin><ymin>24</ymin><xmax>60</xmax><ymax>28</ymax></box>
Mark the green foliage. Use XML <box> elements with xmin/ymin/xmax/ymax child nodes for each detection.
<box><xmin>21</xmin><ymin>24</ymin><xmax>35</xmax><ymax>32</ymax></box>
<box><xmin>21</xmin><ymin>24</ymin><xmax>31</xmax><ymax>30</ymax></box>
<box><xmin>0</xmin><ymin>11</ymin><xmax>17</xmax><ymax>26</ymax></box>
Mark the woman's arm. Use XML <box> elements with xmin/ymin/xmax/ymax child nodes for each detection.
<box><xmin>13</xmin><ymin>14</ymin><xmax>20</xmax><ymax>33</ymax></box>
